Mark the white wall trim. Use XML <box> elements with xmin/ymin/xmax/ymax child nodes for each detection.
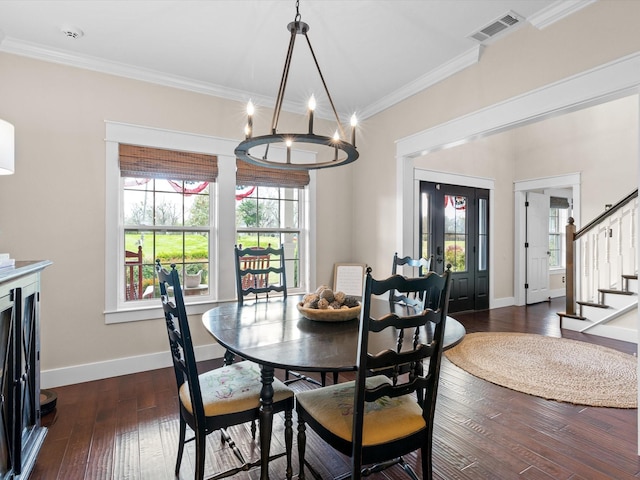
<box><xmin>528</xmin><ymin>0</ymin><xmax>597</xmax><ymax>30</ymax></box>
<box><xmin>360</xmin><ymin>46</ymin><xmax>482</xmax><ymax>120</ymax></box>
<box><xmin>414</xmin><ymin>169</ymin><xmax>495</xmax><ymax>190</ymax></box>
<box><xmin>514</xmin><ymin>173</ymin><xmax>581</xmax><ymax>306</ymax></box>
<box><xmin>396</xmin><ymin>51</ymin><xmax>640</xmax><ymax>159</ymax></box>
<box><xmin>41</xmin><ymin>342</ymin><xmax>227</xmax><ymax>389</ymax></box>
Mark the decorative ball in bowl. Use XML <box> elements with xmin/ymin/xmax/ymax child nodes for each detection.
<box><xmin>297</xmin><ymin>287</ymin><xmax>361</xmax><ymax>322</ymax></box>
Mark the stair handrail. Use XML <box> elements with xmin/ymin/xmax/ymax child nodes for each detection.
<box><xmin>564</xmin><ymin>188</ymin><xmax>638</xmax><ymax>317</ymax></box>
<box><xmin>574</xmin><ymin>189</ymin><xmax>638</xmax><ymax>240</ymax></box>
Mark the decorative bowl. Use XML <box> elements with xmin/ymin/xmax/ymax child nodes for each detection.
<box><xmin>297</xmin><ymin>302</ymin><xmax>361</xmax><ymax>322</ymax></box>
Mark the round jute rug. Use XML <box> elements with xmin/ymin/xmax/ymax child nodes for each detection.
<box><xmin>444</xmin><ymin>332</ymin><xmax>637</xmax><ymax>408</ymax></box>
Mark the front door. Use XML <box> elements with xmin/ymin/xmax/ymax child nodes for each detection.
<box><xmin>420</xmin><ymin>182</ymin><xmax>489</xmax><ymax>313</ymax></box>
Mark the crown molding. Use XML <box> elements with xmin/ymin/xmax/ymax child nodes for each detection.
<box><xmin>0</xmin><ymin>37</ymin><xmax>354</xmax><ymax>123</ymax></box>
<box><xmin>359</xmin><ymin>45</ymin><xmax>483</xmax><ymax>120</ymax></box>
<box><xmin>528</xmin><ymin>0</ymin><xmax>597</xmax><ymax>30</ymax></box>
<box><xmin>0</xmin><ymin>35</ymin><xmax>481</xmax><ymax>123</ymax></box>
<box><xmin>0</xmin><ymin>37</ymin><xmax>287</xmax><ymax>110</ymax></box>
<box><xmin>396</xmin><ymin>50</ymin><xmax>640</xmax><ymax>159</ymax></box>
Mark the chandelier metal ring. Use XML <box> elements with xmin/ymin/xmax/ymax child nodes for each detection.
<box><xmin>235</xmin><ymin>133</ymin><xmax>358</xmax><ymax>170</ymax></box>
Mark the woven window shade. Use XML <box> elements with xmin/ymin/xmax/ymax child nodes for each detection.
<box><xmin>119</xmin><ymin>144</ymin><xmax>218</xmax><ymax>181</ymax></box>
<box><xmin>236</xmin><ymin>159</ymin><xmax>309</xmax><ymax>188</ymax></box>
<box><xmin>550</xmin><ymin>196</ymin><xmax>570</xmax><ymax>209</ymax></box>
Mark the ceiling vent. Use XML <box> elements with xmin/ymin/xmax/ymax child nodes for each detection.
<box><xmin>469</xmin><ymin>12</ymin><xmax>522</xmax><ymax>43</ymax></box>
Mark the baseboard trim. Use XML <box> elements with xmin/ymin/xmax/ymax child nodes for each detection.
<box><xmin>41</xmin><ymin>342</ymin><xmax>227</xmax><ymax>389</ymax></box>
<box><xmin>491</xmin><ymin>296</ymin><xmax>515</xmax><ymax>309</ymax></box>
<box><xmin>549</xmin><ymin>288</ymin><xmax>565</xmax><ymax>299</ymax></box>
<box><xmin>561</xmin><ymin>318</ymin><xmax>638</xmax><ymax>344</ymax></box>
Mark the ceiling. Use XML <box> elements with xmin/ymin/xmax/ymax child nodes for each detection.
<box><xmin>0</xmin><ymin>1</ymin><xmax>592</xmax><ymax>121</ymax></box>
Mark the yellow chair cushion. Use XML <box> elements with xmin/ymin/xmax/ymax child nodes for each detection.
<box><xmin>296</xmin><ymin>375</ymin><xmax>425</xmax><ymax>446</ymax></box>
<box><xmin>179</xmin><ymin>360</ymin><xmax>293</xmax><ymax>416</ymax></box>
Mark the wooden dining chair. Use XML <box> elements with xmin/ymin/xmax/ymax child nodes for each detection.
<box><xmin>234</xmin><ymin>244</ymin><xmax>287</xmax><ymax>305</ymax></box>
<box><xmin>295</xmin><ymin>267</ymin><xmax>452</xmax><ymax>480</ymax></box>
<box><xmin>232</xmin><ymin>244</ymin><xmax>335</xmax><ymax>387</ymax></box>
<box><xmin>155</xmin><ymin>260</ymin><xmax>294</xmax><ymax>480</ymax></box>
<box><xmin>125</xmin><ymin>245</ymin><xmax>143</xmax><ymax>300</ymax></box>
<box><xmin>390</xmin><ymin>252</ymin><xmax>432</xmax><ymax>308</ymax></box>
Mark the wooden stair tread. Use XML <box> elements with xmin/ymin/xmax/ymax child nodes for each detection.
<box><xmin>621</xmin><ymin>274</ymin><xmax>638</xmax><ymax>280</ymax></box>
<box><xmin>576</xmin><ymin>301</ymin><xmax>609</xmax><ymax>309</ymax></box>
<box><xmin>557</xmin><ymin>312</ymin><xmax>586</xmax><ymax>320</ymax></box>
<box><xmin>598</xmin><ymin>288</ymin><xmax>635</xmax><ymax>296</ymax></box>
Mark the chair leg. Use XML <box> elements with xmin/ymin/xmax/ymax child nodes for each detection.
<box><xmin>320</xmin><ymin>371</ymin><xmax>326</xmax><ymax>386</ymax></box>
<box><xmin>297</xmin><ymin>417</ymin><xmax>307</xmax><ymax>480</ymax></box>
<box><xmin>285</xmin><ymin>408</ymin><xmax>293</xmax><ymax>480</ymax></box>
<box><xmin>333</xmin><ymin>371</ymin><xmax>339</xmax><ymax>384</ymax></box>
<box><xmin>175</xmin><ymin>416</ymin><xmax>187</xmax><ymax>475</ymax></box>
<box><xmin>421</xmin><ymin>443</ymin><xmax>433</xmax><ymax>480</ymax></box>
<box><xmin>223</xmin><ymin>349</ymin><xmax>235</xmax><ymax>366</ymax></box>
<box><xmin>398</xmin><ymin>457</ymin><xmax>420</xmax><ymax>480</ymax></box>
<box><xmin>194</xmin><ymin>430</ymin><xmax>206</xmax><ymax>480</ymax></box>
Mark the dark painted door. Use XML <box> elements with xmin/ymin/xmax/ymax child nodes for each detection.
<box><xmin>420</xmin><ymin>182</ymin><xmax>489</xmax><ymax>313</ymax></box>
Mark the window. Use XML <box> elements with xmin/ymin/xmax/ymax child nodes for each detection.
<box><xmin>549</xmin><ymin>202</ymin><xmax>569</xmax><ymax>268</ymax></box>
<box><xmin>105</xmin><ymin>122</ymin><xmax>317</xmax><ymax>324</ymax></box>
<box><xmin>236</xmin><ymin>185</ymin><xmax>302</xmax><ymax>289</ymax></box>
<box><xmin>235</xmin><ymin>160</ymin><xmax>309</xmax><ymax>292</ymax></box>
<box><xmin>119</xmin><ymin>144</ymin><xmax>216</xmax><ymax>304</ymax></box>
<box><xmin>123</xmin><ymin>179</ymin><xmax>211</xmax><ymax>300</ymax></box>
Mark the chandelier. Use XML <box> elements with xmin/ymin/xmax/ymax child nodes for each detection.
<box><xmin>234</xmin><ymin>1</ymin><xmax>358</xmax><ymax>170</ymax></box>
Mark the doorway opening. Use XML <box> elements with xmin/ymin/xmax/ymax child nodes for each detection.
<box><xmin>514</xmin><ymin>174</ymin><xmax>580</xmax><ymax>306</ymax></box>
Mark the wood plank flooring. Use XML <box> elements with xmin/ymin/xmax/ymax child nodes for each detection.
<box><xmin>32</xmin><ymin>298</ymin><xmax>640</xmax><ymax>479</ymax></box>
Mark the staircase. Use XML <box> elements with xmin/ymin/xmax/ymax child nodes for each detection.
<box><xmin>558</xmin><ymin>190</ymin><xmax>638</xmax><ymax>343</ymax></box>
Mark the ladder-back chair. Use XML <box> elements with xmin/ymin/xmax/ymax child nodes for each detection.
<box><xmin>125</xmin><ymin>246</ymin><xmax>143</xmax><ymax>300</ymax></box>
<box><xmin>234</xmin><ymin>244</ymin><xmax>287</xmax><ymax>305</ymax></box>
<box><xmin>391</xmin><ymin>252</ymin><xmax>432</xmax><ymax>308</ymax></box>
<box><xmin>156</xmin><ymin>261</ymin><xmax>294</xmax><ymax>480</ymax></box>
<box><xmin>232</xmin><ymin>244</ymin><xmax>333</xmax><ymax>386</ymax></box>
<box><xmin>296</xmin><ymin>267</ymin><xmax>452</xmax><ymax>480</ymax></box>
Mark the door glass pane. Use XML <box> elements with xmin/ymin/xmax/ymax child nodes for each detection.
<box><xmin>420</xmin><ymin>191</ymin><xmax>431</xmax><ymax>264</ymax></box>
<box><xmin>478</xmin><ymin>198</ymin><xmax>488</xmax><ymax>271</ymax></box>
<box><xmin>444</xmin><ymin>195</ymin><xmax>467</xmax><ymax>272</ymax></box>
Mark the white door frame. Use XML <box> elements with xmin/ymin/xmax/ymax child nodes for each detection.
<box><xmin>514</xmin><ymin>174</ymin><xmax>581</xmax><ymax>305</ymax></box>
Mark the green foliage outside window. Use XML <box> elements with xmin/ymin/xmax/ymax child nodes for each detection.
<box><xmin>445</xmin><ymin>244</ymin><xmax>466</xmax><ymax>272</ymax></box>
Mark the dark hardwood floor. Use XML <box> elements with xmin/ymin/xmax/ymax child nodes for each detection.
<box><xmin>33</xmin><ymin>298</ymin><xmax>640</xmax><ymax>479</ymax></box>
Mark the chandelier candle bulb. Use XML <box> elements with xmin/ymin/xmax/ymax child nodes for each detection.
<box><xmin>246</xmin><ymin>101</ymin><xmax>254</xmax><ymax>138</ymax></box>
<box><xmin>350</xmin><ymin>114</ymin><xmax>357</xmax><ymax>147</ymax></box>
<box><xmin>308</xmin><ymin>95</ymin><xmax>316</xmax><ymax>134</ymax></box>
<box><xmin>286</xmin><ymin>139</ymin><xmax>292</xmax><ymax>164</ymax></box>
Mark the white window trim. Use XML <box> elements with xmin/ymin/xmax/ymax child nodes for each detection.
<box><xmin>104</xmin><ymin>121</ymin><xmax>317</xmax><ymax>324</ymax></box>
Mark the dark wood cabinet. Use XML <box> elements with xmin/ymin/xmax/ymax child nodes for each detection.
<box><xmin>0</xmin><ymin>261</ymin><xmax>51</xmax><ymax>479</ymax></box>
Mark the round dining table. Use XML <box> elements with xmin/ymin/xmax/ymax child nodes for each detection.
<box><xmin>201</xmin><ymin>295</ymin><xmax>465</xmax><ymax>480</ymax></box>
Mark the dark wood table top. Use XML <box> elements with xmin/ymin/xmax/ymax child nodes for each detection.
<box><xmin>202</xmin><ymin>295</ymin><xmax>466</xmax><ymax>373</ymax></box>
